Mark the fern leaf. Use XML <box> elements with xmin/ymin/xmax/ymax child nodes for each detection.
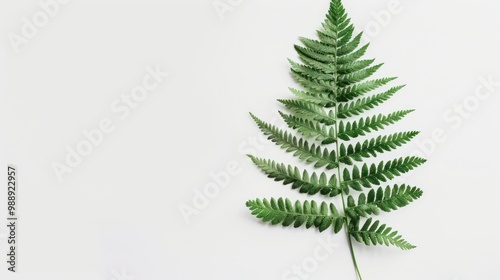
<box><xmin>250</xmin><ymin>114</ymin><xmax>338</xmax><ymax>169</ymax></box>
<box><xmin>248</xmin><ymin>156</ymin><xmax>342</xmax><ymax>196</ymax></box>
<box><xmin>337</xmin><ymin>43</ymin><xmax>369</xmax><ymax>65</ymax></box>
<box><xmin>278</xmin><ymin>99</ymin><xmax>335</xmax><ymax>125</ymax></box>
<box><xmin>294</xmin><ymin>45</ymin><xmax>336</xmax><ymax>64</ymax></box>
<box><xmin>341</xmin><ymin>157</ymin><xmax>426</xmax><ymax>191</ymax></box>
<box><xmin>298</xmin><ymin>37</ymin><xmax>337</xmax><ymax>55</ymax></box>
<box><xmin>337</xmin><ymin>59</ymin><xmax>375</xmax><ymax>75</ymax></box>
<box><xmin>337</xmin><ymin>85</ymin><xmax>405</xmax><ymax>118</ymax></box>
<box><xmin>246</xmin><ymin>198</ymin><xmax>344</xmax><ymax>233</ymax></box>
<box><xmin>339</xmin><ymin>131</ymin><xmax>419</xmax><ymax>165</ymax></box>
<box><xmin>291</xmin><ymin>71</ymin><xmax>335</xmax><ymax>92</ymax></box>
<box><xmin>338</xmin><ymin>25</ymin><xmax>355</xmax><ymax>46</ymax></box>
<box><xmin>288</xmin><ymin>88</ymin><xmax>336</xmax><ymax>108</ymax></box>
<box><xmin>338</xmin><ymin>64</ymin><xmax>383</xmax><ymax>87</ymax></box>
<box><xmin>317</xmin><ymin>30</ymin><xmax>338</xmax><ymax>46</ymax></box>
<box><xmin>289</xmin><ymin>60</ymin><xmax>334</xmax><ymax>81</ymax></box>
<box><xmin>245</xmin><ymin>0</ymin><xmax>425</xmax><ymax>275</ymax></box>
<box><xmin>279</xmin><ymin>112</ymin><xmax>337</xmax><ymax>144</ymax></box>
<box><xmin>337</xmin><ymin>77</ymin><xmax>397</xmax><ymax>102</ymax></box>
<box><xmin>338</xmin><ymin>110</ymin><xmax>414</xmax><ymax>141</ymax></box>
<box><xmin>345</xmin><ymin>185</ymin><xmax>423</xmax><ymax>219</ymax></box>
<box><xmin>338</xmin><ymin>32</ymin><xmax>362</xmax><ymax>56</ymax></box>
<box><xmin>350</xmin><ymin>218</ymin><xmax>416</xmax><ymax>250</ymax></box>
<box><xmin>298</xmin><ymin>53</ymin><xmax>336</xmax><ymax>74</ymax></box>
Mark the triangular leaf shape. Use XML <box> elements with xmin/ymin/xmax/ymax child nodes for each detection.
<box><xmin>244</xmin><ymin>0</ymin><xmax>425</xmax><ymax>278</ymax></box>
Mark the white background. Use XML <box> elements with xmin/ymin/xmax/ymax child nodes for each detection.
<box><xmin>0</xmin><ymin>0</ymin><xmax>500</xmax><ymax>279</ymax></box>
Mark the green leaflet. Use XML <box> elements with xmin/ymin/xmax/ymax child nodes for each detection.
<box><xmin>250</xmin><ymin>114</ymin><xmax>338</xmax><ymax>169</ymax></box>
<box><xmin>278</xmin><ymin>99</ymin><xmax>336</xmax><ymax>125</ymax></box>
<box><xmin>337</xmin><ymin>110</ymin><xmax>415</xmax><ymax>141</ymax></box>
<box><xmin>244</xmin><ymin>0</ymin><xmax>424</xmax><ymax>278</ymax></box>
<box><xmin>339</xmin><ymin>131</ymin><xmax>420</xmax><ymax>165</ymax></box>
<box><xmin>246</xmin><ymin>198</ymin><xmax>344</xmax><ymax>233</ymax></box>
<box><xmin>341</xmin><ymin>156</ymin><xmax>426</xmax><ymax>191</ymax></box>
<box><xmin>337</xmin><ymin>85</ymin><xmax>406</xmax><ymax>118</ymax></box>
<box><xmin>349</xmin><ymin>218</ymin><xmax>416</xmax><ymax>250</ymax></box>
<box><xmin>345</xmin><ymin>185</ymin><xmax>423</xmax><ymax>219</ymax></box>
<box><xmin>337</xmin><ymin>77</ymin><xmax>398</xmax><ymax>102</ymax></box>
<box><xmin>279</xmin><ymin>111</ymin><xmax>337</xmax><ymax>144</ymax></box>
<box><xmin>248</xmin><ymin>155</ymin><xmax>342</xmax><ymax>197</ymax></box>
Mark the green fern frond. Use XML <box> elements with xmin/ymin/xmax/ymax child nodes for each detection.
<box><xmin>350</xmin><ymin>218</ymin><xmax>416</xmax><ymax>250</ymax></box>
<box><xmin>279</xmin><ymin>111</ymin><xmax>337</xmax><ymax>144</ymax></box>
<box><xmin>299</xmin><ymin>37</ymin><xmax>337</xmax><ymax>55</ymax></box>
<box><xmin>244</xmin><ymin>0</ymin><xmax>425</xmax><ymax>277</ymax></box>
<box><xmin>337</xmin><ymin>59</ymin><xmax>375</xmax><ymax>75</ymax></box>
<box><xmin>339</xmin><ymin>131</ymin><xmax>419</xmax><ymax>165</ymax></box>
<box><xmin>246</xmin><ymin>198</ymin><xmax>344</xmax><ymax>233</ymax></box>
<box><xmin>345</xmin><ymin>185</ymin><xmax>423</xmax><ymax>219</ymax></box>
<box><xmin>337</xmin><ymin>63</ymin><xmax>383</xmax><ymax>87</ymax></box>
<box><xmin>338</xmin><ymin>43</ymin><xmax>369</xmax><ymax>65</ymax></box>
<box><xmin>338</xmin><ymin>32</ymin><xmax>362</xmax><ymax>56</ymax></box>
<box><xmin>288</xmin><ymin>87</ymin><xmax>336</xmax><ymax>107</ymax></box>
<box><xmin>250</xmin><ymin>114</ymin><xmax>338</xmax><ymax>169</ymax></box>
<box><xmin>290</xmin><ymin>71</ymin><xmax>335</xmax><ymax>92</ymax></box>
<box><xmin>248</xmin><ymin>155</ymin><xmax>342</xmax><ymax>196</ymax></box>
<box><xmin>337</xmin><ymin>85</ymin><xmax>406</xmax><ymax>118</ymax></box>
<box><xmin>337</xmin><ymin>77</ymin><xmax>398</xmax><ymax>102</ymax></box>
<box><xmin>298</xmin><ymin>54</ymin><xmax>337</xmax><ymax>74</ymax></box>
<box><xmin>338</xmin><ymin>25</ymin><xmax>355</xmax><ymax>46</ymax></box>
<box><xmin>341</xmin><ymin>157</ymin><xmax>426</xmax><ymax>191</ymax></box>
<box><xmin>289</xmin><ymin>60</ymin><xmax>335</xmax><ymax>81</ymax></box>
<box><xmin>278</xmin><ymin>99</ymin><xmax>335</xmax><ymax>125</ymax></box>
<box><xmin>294</xmin><ymin>45</ymin><xmax>336</xmax><ymax>64</ymax></box>
<box><xmin>317</xmin><ymin>30</ymin><xmax>337</xmax><ymax>46</ymax></box>
<box><xmin>338</xmin><ymin>110</ymin><xmax>414</xmax><ymax>140</ymax></box>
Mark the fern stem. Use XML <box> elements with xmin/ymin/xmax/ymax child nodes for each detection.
<box><xmin>346</xmin><ymin>224</ymin><xmax>363</xmax><ymax>280</ymax></box>
<box><xmin>334</xmin><ymin>82</ymin><xmax>363</xmax><ymax>280</ymax></box>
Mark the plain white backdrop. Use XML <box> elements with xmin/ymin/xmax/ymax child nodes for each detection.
<box><xmin>0</xmin><ymin>0</ymin><xmax>500</xmax><ymax>279</ymax></box>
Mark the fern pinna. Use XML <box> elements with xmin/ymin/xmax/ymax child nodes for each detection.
<box><xmin>245</xmin><ymin>0</ymin><xmax>425</xmax><ymax>278</ymax></box>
